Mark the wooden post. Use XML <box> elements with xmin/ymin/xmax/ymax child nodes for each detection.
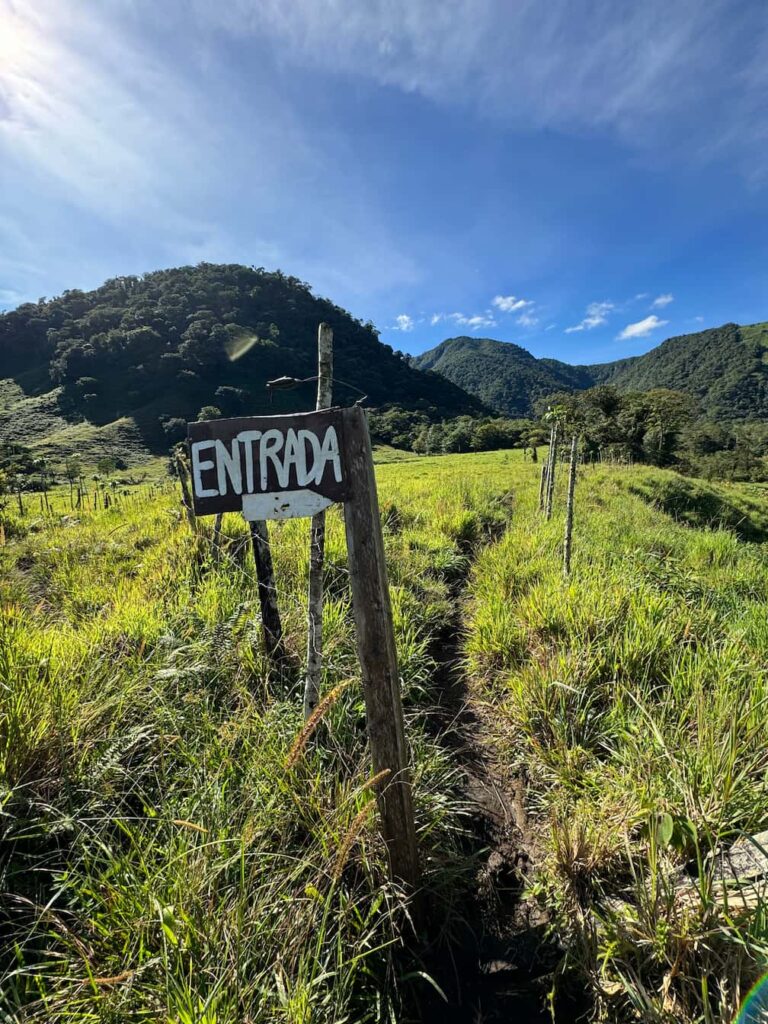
<box><xmin>538</xmin><ymin>461</ymin><xmax>548</xmax><ymax>512</ymax></box>
<box><xmin>249</xmin><ymin>519</ymin><xmax>286</xmax><ymax>666</ymax></box>
<box><xmin>545</xmin><ymin>421</ymin><xmax>559</xmax><ymax>521</ymax></box>
<box><xmin>303</xmin><ymin>323</ymin><xmax>333</xmax><ymax>720</ymax></box>
<box><xmin>563</xmin><ymin>435</ymin><xmax>577</xmax><ymax>575</ymax></box>
<box><xmin>174</xmin><ymin>453</ymin><xmax>197</xmax><ymax>532</ymax></box>
<box><xmin>16</xmin><ymin>485</ymin><xmax>23</xmax><ymax>517</ymax></box>
<box><xmin>341</xmin><ymin>406</ymin><xmax>420</xmax><ymax>894</ymax></box>
<box><xmin>212</xmin><ymin>512</ymin><xmax>223</xmax><ymax>561</ymax></box>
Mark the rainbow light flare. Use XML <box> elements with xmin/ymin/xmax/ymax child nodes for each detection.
<box><xmin>738</xmin><ymin>973</ymin><xmax>768</xmax><ymax>1023</ymax></box>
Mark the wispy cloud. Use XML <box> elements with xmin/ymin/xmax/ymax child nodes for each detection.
<box><xmin>393</xmin><ymin>314</ymin><xmax>415</xmax><ymax>331</ymax></box>
<box><xmin>565</xmin><ymin>301</ymin><xmax>614</xmax><ymax>333</ymax></box>
<box><xmin>617</xmin><ymin>314</ymin><xmax>669</xmax><ymax>340</ymax></box>
<box><xmin>0</xmin><ymin>0</ymin><xmax>420</xmax><ymax>302</ymax></box>
<box><xmin>652</xmin><ymin>293</ymin><xmax>674</xmax><ymax>307</ymax></box>
<box><xmin>516</xmin><ymin>310</ymin><xmax>539</xmax><ymax>328</ymax></box>
<box><xmin>192</xmin><ymin>0</ymin><xmax>768</xmax><ymax>177</ymax></box>
<box><xmin>492</xmin><ymin>294</ymin><xmax>530</xmax><ymax>312</ymax></box>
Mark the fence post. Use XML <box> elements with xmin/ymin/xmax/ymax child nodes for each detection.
<box><xmin>341</xmin><ymin>406</ymin><xmax>420</xmax><ymax>896</ymax></box>
<box><xmin>545</xmin><ymin>421</ymin><xmax>559</xmax><ymax>520</ymax></box>
<box><xmin>174</xmin><ymin>452</ymin><xmax>197</xmax><ymax>531</ymax></box>
<box><xmin>304</xmin><ymin>323</ymin><xmax>333</xmax><ymax>720</ymax></box>
<box><xmin>249</xmin><ymin>520</ymin><xmax>286</xmax><ymax>668</ymax></box>
<box><xmin>563</xmin><ymin>435</ymin><xmax>578</xmax><ymax>575</ymax></box>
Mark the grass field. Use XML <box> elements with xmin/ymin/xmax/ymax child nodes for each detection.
<box><xmin>1</xmin><ymin>448</ymin><xmax>766</xmax><ymax>1021</ymax></box>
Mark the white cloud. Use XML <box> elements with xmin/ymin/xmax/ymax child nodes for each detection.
<box><xmin>394</xmin><ymin>313</ymin><xmax>415</xmax><ymax>331</ymax></box>
<box><xmin>454</xmin><ymin>312</ymin><xmax>496</xmax><ymax>330</ymax></box>
<box><xmin>517</xmin><ymin>310</ymin><xmax>538</xmax><ymax>328</ymax></box>
<box><xmin>430</xmin><ymin>311</ymin><xmax>496</xmax><ymax>330</ymax></box>
<box><xmin>565</xmin><ymin>300</ymin><xmax>615</xmax><ymax>333</ymax></box>
<box><xmin>652</xmin><ymin>293</ymin><xmax>674</xmax><ymax>307</ymax></box>
<box><xmin>617</xmin><ymin>314</ymin><xmax>669</xmax><ymax>340</ymax></box>
<box><xmin>492</xmin><ymin>294</ymin><xmax>530</xmax><ymax>312</ymax></box>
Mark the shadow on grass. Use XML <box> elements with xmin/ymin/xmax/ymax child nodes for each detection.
<box><xmin>628</xmin><ymin>475</ymin><xmax>768</xmax><ymax>543</ymax></box>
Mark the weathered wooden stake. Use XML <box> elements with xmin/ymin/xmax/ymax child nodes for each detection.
<box><xmin>303</xmin><ymin>323</ymin><xmax>334</xmax><ymax>720</ymax></box>
<box><xmin>211</xmin><ymin>512</ymin><xmax>223</xmax><ymax>561</ymax></box>
<box><xmin>545</xmin><ymin>421</ymin><xmax>559</xmax><ymax>521</ymax></box>
<box><xmin>249</xmin><ymin>519</ymin><xmax>286</xmax><ymax>667</ymax></box>
<box><xmin>563</xmin><ymin>435</ymin><xmax>578</xmax><ymax>575</ymax></box>
<box><xmin>174</xmin><ymin>453</ymin><xmax>197</xmax><ymax>531</ymax></box>
<box><xmin>16</xmin><ymin>486</ymin><xmax>23</xmax><ymax>517</ymax></box>
<box><xmin>538</xmin><ymin>460</ymin><xmax>548</xmax><ymax>512</ymax></box>
<box><xmin>341</xmin><ymin>406</ymin><xmax>420</xmax><ymax>894</ymax></box>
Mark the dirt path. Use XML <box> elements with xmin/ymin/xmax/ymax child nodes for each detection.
<box><xmin>414</xmin><ymin>607</ymin><xmax>561</xmax><ymax>1023</ymax></box>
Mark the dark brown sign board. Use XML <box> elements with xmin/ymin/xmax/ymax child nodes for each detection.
<box><xmin>188</xmin><ymin>408</ymin><xmax>348</xmax><ymax>520</ymax></box>
<box><xmin>185</xmin><ymin>405</ymin><xmax>420</xmax><ymax>895</ymax></box>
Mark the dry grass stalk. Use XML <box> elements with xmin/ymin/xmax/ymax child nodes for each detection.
<box><xmin>333</xmin><ymin>802</ymin><xmax>376</xmax><ymax>882</ymax></box>
<box><xmin>284</xmin><ymin>679</ymin><xmax>352</xmax><ymax>769</ymax></box>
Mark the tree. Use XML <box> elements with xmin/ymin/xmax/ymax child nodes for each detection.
<box><xmin>96</xmin><ymin>456</ymin><xmax>119</xmax><ymax>476</ymax></box>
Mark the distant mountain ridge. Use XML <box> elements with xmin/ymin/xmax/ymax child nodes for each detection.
<box><xmin>414</xmin><ymin>322</ymin><xmax>768</xmax><ymax>420</ymax></box>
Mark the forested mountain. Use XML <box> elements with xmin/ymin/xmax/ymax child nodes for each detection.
<box><xmin>415</xmin><ymin>322</ymin><xmax>768</xmax><ymax>420</ymax></box>
<box><xmin>414</xmin><ymin>337</ymin><xmax>594</xmax><ymax>416</ymax></box>
<box><xmin>0</xmin><ymin>264</ymin><xmax>484</xmax><ymax>458</ymax></box>
<box><xmin>589</xmin><ymin>322</ymin><xmax>768</xmax><ymax>419</ymax></box>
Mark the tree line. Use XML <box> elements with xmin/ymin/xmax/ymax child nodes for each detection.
<box><xmin>370</xmin><ymin>386</ymin><xmax>768</xmax><ymax>482</ymax></box>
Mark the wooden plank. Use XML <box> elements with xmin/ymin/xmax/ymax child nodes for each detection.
<box><xmin>340</xmin><ymin>405</ymin><xmax>420</xmax><ymax>893</ymax></box>
<box><xmin>187</xmin><ymin>409</ymin><xmax>347</xmax><ymax>517</ymax></box>
<box><xmin>304</xmin><ymin>323</ymin><xmax>334</xmax><ymax>720</ymax></box>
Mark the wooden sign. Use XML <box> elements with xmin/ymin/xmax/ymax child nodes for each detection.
<box><xmin>187</xmin><ymin>410</ymin><xmax>347</xmax><ymax>520</ymax></box>
<box><xmin>186</xmin><ymin>406</ymin><xmax>420</xmax><ymax>895</ymax></box>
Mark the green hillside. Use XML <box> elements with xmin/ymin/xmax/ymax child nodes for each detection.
<box><xmin>590</xmin><ymin>321</ymin><xmax>768</xmax><ymax>418</ymax></box>
<box><xmin>0</xmin><ymin>264</ymin><xmax>484</xmax><ymax>461</ymax></box>
<box><xmin>414</xmin><ymin>336</ymin><xmax>594</xmax><ymax>416</ymax></box>
<box><xmin>415</xmin><ymin>321</ymin><xmax>768</xmax><ymax>419</ymax></box>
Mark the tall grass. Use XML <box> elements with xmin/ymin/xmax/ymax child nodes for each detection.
<box><xmin>465</xmin><ymin>464</ymin><xmax>768</xmax><ymax>1022</ymax></box>
<box><xmin>0</xmin><ymin>451</ymin><xmax>519</xmax><ymax>1021</ymax></box>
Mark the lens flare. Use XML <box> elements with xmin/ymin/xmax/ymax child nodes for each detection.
<box><xmin>225</xmin><ymin>333</ymin><xmax>260</xmax><ymax>362</ymax></box>
<box><xmin>738</xmin><ymin>973</ymin><xmax>768</xmax><ymax>1023</ymax></box>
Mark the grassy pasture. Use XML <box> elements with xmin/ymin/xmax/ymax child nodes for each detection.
<box><xmin>0</xmin><ymin>450</ymin><xmax>514</xmax><ymax>1022</ymax></box>
<box><xmin>465</xmin><ymin>461</ymin><xmax>768</xmax><ymax>1022</ymax></box>
<box><xmin>0</xmin><ymin>448</ymin><xmax>766</xmax><ymax>1021</ymax></box>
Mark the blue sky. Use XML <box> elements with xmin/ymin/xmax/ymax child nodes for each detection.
<box><xmin>1</xmin><ymin>0</ymin><xmax>767</xmax><ymax>364</ymax></box>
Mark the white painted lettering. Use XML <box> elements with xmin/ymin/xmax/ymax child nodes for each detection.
<box><xmin>191</xmin><ymin>440</ymin><xmax>218</xmax><ymax>498</ymax></box>
<box><xmin>314</xmin><ymin>426</ymin><xmax>342</xmax><ymax>485</ymax></box>
<box><xmin>282</xmin><ymin>429</ymin><xmax>306</xmax><ymax>488</ymax></box>
<box><xmin>260</xmin><ymin>429</ymin><xmax>287</xmax><ymax>489</ymax></box>
<box><xmin>215</xmin><ymin>439</ymin><xmax>243</xmax><ymax>496</ymax></box>
<box><xmin>236</xmin><ymin>430</ymin><xmax>262</xmax><ymax>492</ymax></box>
<box><xmin>298</xmin><ymin>430</ymin><xmax>322</xmax><ymax>486</ymax></box>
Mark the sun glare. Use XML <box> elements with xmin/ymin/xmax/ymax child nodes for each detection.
<box><xmin>0</xmin><ymin>9</ymin><xmax>31</xmax><ymax>67</ymax></box>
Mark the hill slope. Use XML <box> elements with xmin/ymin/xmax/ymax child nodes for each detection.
<box><xmin>414</xmin><ymin>336</ymin><xmax>594</xmax><ymax>417</ymax></box>
<box><xmin>415</xmin><ymin>322</ymin><xmax>768</xmax><ymax>419</ymax></box>
<box><xmin>0</xmin><ymin>264</ymin><xmax>485</xmax><ymax>461</ymax></box>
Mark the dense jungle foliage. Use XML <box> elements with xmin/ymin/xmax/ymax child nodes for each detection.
<box><xmin>0</xmin><ymin>263</ymin><xmax>483</xmax><ymax>450</ymax></box>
